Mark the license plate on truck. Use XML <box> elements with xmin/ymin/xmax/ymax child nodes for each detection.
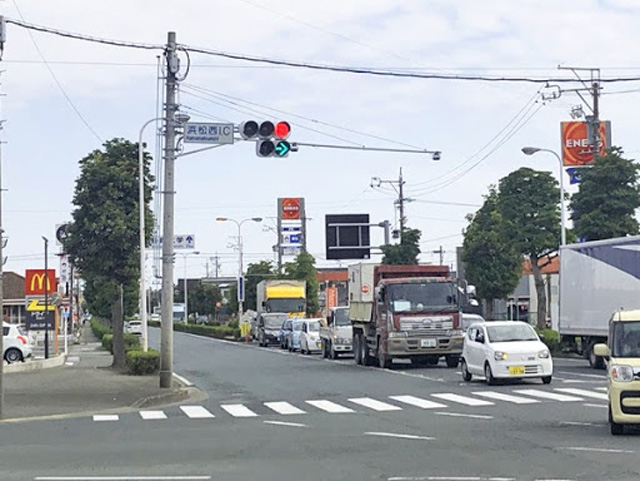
<box><xmin>509</xmin><ymin>366</ymin><xmax>525</xmax><ymax>375</ymax></box>
<box><xmin>421</xmin><ymin>338</ymin><xmax>437</xmax><ymax>348</ymax></box>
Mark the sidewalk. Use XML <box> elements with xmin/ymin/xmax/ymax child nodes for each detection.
<box><xmin>3</xmin><ymin>322</ymin><xmax>193</xmax><ymax>421</ymax></box>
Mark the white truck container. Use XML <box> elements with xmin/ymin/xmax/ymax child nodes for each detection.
<box><xmin>559</xmin><ymin>235</ymin><xmax>640</xmax><ymax>368</ymax></box>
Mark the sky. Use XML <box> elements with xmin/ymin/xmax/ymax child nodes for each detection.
<box><xmin>2</xmin><ymin>0</ymin><xmax>640</xmax><ymax>284</ymax></box>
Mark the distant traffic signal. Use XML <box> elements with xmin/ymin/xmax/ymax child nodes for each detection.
<box><xmin>239</xmin><ymin>120</ymin><xmax>292</xmax><ymax>158</ymax></box>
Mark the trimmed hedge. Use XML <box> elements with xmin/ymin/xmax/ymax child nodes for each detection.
<box><xmin>100</xmin><ymin>332</ymin><xmax>141</xmax><ymax>354</ymax></box>
<box><xmin>102</xmin><ymin>333</ymin><xmax>113</xmax><ymax>352</ymax></box>
<box><xmin>90</xmin><ymin>318</ymin><xmax>111</xmax><ymax>340</ymax></box>
<box><xmin>536</xmin><ymin>328</ymin><xmax>561</xmax><ymax>354</ymax></box>
<box><xmin>148</xmin><ymin>319</ymin><xmax>241</xmax><ymax>340</ymax></box>
<box><xmin>125</xmin><ymin>348</ymin><xmax>160</xmax><ymax>375</ymax></box>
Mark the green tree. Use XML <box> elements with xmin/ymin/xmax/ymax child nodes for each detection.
<box><xmin>571</xmin><ymin>147</ymin><xmax>640</xmax><ymax>241</ymax></box>
<box><xmin>66</xmin><ymin>138</ymin><xmax>154</xmax><ymax>369</ymax></box>
<box><xmin>284</xmin><ymin>252</ymin><xmax>319</xmax><ymax>316</ymax></box>
<box><xmin>244</xmin><ymin>261</ymin><xmax>275</xmax><ymax>311</ymax></box>
<box><xmin>497</xmin><ymin>167</ymin><xmax>560</xmax><ymax>329</ymax></box>
<box><xmin>188</xmin><ymin>282</ymin><xmax>222</xmax><ymax>318</ymax></box>
<box><xmin>462</xmin><ymin>188</ymin><xmax>522</xmax><ymax>320</ymax></box>
<box><xmin>381</xmin><ymin>228</ymin><xmax>421</xmax><ymax>265</ymax></box>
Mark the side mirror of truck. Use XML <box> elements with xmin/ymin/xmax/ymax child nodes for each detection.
<box><xmin>466</xmin><ymin>285</ymin><xmax>476</xmax><ymax>296</ymax></box>
<box><xmin>376</xmin><ymin>287</ymin><xmax>385</xmax><ymax>303</ymax></box>
<box><xmin>593</xmin><ymin>343</ymin><xmax>610</xmax><ymax>358</ymax></box>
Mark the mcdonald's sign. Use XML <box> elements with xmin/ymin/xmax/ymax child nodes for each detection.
<box><xmin>25</xmin><ymin>269</ymin><xmax>57</xmax><ymax>296</ymax></box>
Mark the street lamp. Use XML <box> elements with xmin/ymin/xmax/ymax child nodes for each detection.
<box><xmin>181</xmin><ymin>251</ymin><xmax>200</xmax><ymax>324</ymax></box>
<box><xmin>42</xmin><ymin>236</ymin><xmax>49</xmax><ymax>359</ymax></box>
<box><xmin>522</xmin><ymin>147</ymin><xmax>567</xmax><ymax>246</ymax></box>
<box><xmin>216</xmin><ymin>217</ymin><xmax>263</xmax><ymax>319</ymax></box>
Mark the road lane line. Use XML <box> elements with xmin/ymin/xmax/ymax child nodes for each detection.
<box><xmin>595</xmin><ymin>387</ymin><xmax>608</xmax><ymax>392</ymax></box>
<box><xmin>220</xmin><ymin>404</ymin><xmax>259</xmax><ymax>417</ymax></box>
<box><xmin>559</xmin><ymin>421</ymin><xmax>598</xmax><ymax>426</ymax></box>
<box><xmin>306</xmin><ymin>400</ymin><xmax>355</xmax><ymax>413</ymax></box>
<box><xmin>388</xmin><ymin>476</ymin><xmax>513</xmax><ymax>480</ymax></box>
<box><xmin>35</xmin><ymin>477</ymin><xmax>212</xmax><ymax>480</ymax></box>
<box><xmin>180</xmin><ymin>405</ymin><xmax>215</xmax><ymax>419</ymax></box>
<box><xmin>264</xmin><ymin>401</ymin><xmax>306</xmax><ymax>415</ymax></box>
<box><xmin>264</xmin><ymin>420</ymin><xmax>307</xmax><ymax>427</ymax></box>
<box><xmin>431</xmin><ymin>393</ymin><xmax>494</xmax><ymax>406</ymax></box>
<box><xmin>139</xmin><ymin>410</ymin><xmax>167</xmax><ymax>420</ymax></box>
<box><xmin>560</xmin><ymin>446</ymin><xmax>635</xmax><ymax>454</ymax></box>
<box><xmin>583</xmin><ymin>403</ymin><xmax>607</xmax><ymax>409</ymax></box>
<box><xmin>514</xmin><ymin>389</ymin><xmax>582</xmax><ymax>402</ymax></box>
<box><xmin>434</xmin><ymin>412</ymin><xmax>493</xmax><ymax>420</ymax></box>
<box><xmin>472</xmin><ymin>391</ymin><xmax>540</xmax><ymax>404</ymax></box>
<box><xmin>349</xmin><ymin>397</ymin><xmax>402</xmax><ymax>411</ymax></box>
<box><xmin>557</xmin><ymin>371</ymin><xmax>606</xmax><ymax>379</ymax></box>
<box><xmin>365</xmin><ymin>431</ymin><xmax>435</xmax><ymax>440</ymax></box>
<box><xmin>555</xmin><ymin>388</ymin><xmax>608</xmax><ymax>400</ymax></box>
<box><xmin>389</xmin><ymin>395</ymin><xmax>448</xmax><ymax>409</ymax></box>
<box><xmin>92</xmin><ymin>414</ymin><xmax>119</xmax><ymax>422</ymax></box>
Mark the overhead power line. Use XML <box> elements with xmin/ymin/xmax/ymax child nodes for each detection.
<box><xmin>6</xmin><ymin>18</ymin><xmax>640</xmax><ymax>84</ymax></box>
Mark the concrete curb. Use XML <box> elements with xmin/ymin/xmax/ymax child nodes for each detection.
<box><xmin>5</xmin><ymin>354</ymin><xmax>67</xmax><ymax>374</ymax></box>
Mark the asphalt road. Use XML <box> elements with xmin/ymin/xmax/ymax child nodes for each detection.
<box><xmin>0</xmin><ymin>328</ymin><xmax>637</xmax><ymax>481</ymax></box>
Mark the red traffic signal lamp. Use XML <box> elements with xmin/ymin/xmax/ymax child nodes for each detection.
<box><xmin>274</xmin><ymin>121</ymin><xmax>291</xmax><ymax>139</ymax></box>
<box><xmin>240</xmin><ymin>120</ymin><xmax>292</xmax><ymax>157</ymax></box>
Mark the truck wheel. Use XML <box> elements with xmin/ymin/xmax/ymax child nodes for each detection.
<box><xmin>362</xmin><ymin>337</ymin><xmax>374</xmax><ymax>366</ymax></box>
<box><xmin>426</xmin><ymin>356</ymin><xmax>440</xmax><ymax>366</ymax></box>
<box><xmin>445</xmin><ymin>355</ymin><xmax>460</xmax><ymax>368</ymax></box>
<box><xmin>330</xmin><ymin>344</ymin><xmax>338</xmax><ymax>360</ymax></box>
<box><xmin>322</xmin><ymin>341</ymin><xmax>329</xmax><ymax>358</ymax></box>
<box><xmin>378</xmin><ymin>350</ymin><xmax>392</xmax><ymax>369</ymax></box>
<box><xmin>354</xmin><ymin>334</ymin><xmax>362</xmax><ymax>365</ymax></box>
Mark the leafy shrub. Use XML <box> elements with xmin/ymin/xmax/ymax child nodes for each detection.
<box><xmin>536</xmin><ymin>328</ymin><xmax>561</xmax><ymax>354</ymax></box>
<box><xmin>228</xmin><ymin>319</ymin><xmax>239</xmax><ymax>329</ymax></box>
<box><xmin>145</xmin><ymin>319</ymin><xmax>240</xmax><ymax>340</ymax></box>
<box><xmin>124</xmin><ymin>333</ymin><xmax>141</xmax><ymax>352</ymax></box>
<box><xmin>102</xmin><ymin>334</ymin><xmax>113</xmax><ymax>353</ymax></box>
<box><xmin>125</xmin><ymin>349</ymin><xmax>160</xmax><ymax>375</ymax></box>
<box><xmin>91</xmin><ymin>318</ymin><xmax>111</xmax><ymax>340</ymax></box>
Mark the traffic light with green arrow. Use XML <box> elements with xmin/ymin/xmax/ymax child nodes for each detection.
<box><xmin>239</xmin><ymin>120</ymin><xmax>292</xmax><ymax>158</ymax></box>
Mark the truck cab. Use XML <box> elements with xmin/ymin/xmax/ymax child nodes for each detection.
<box><xmin>594</xmin><ymin>309</ymin><xmax>640</xmax><ymax>435</ymax></box>
<box><xmin>320</xmin><ymin>306</ymin><xmax>353</xmax><ymax>359</ymax></box>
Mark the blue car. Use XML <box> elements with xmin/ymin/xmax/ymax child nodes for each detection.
<box><xmin>286</xmin><ymin>319</ymin><xmax>305</xmax><ymax>352</ymax></box>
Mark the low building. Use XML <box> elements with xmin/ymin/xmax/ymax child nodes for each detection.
<box><xmin>3</xmin><ymin>271</ymin><xmax>27</xmax><ymax>324</ymax></box>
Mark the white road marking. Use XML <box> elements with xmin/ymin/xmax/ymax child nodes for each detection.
<box><xmin>35</xmin><ymin>477</ymin><xmax>212</xmax><ymax>480</ymax></box>
<box><xmin>595</xmin><ymin>387</ymin><xmax>608</xmax><ymax>392</ymax></box>
<box><xmin>583</xmin><ymin>403</ymin><xmax>607</xmax><ymax>409</ymax></box>
<box><xmin>139</xmin><ymin>410</ymin><xmax>167</xmax><ymax>420</ymax></box>
<box><xmin>514</xmin><ymin>389</ymin><xmax>582</xmax><ymax>402</ymax></box>
<box><xmin>389</xmin><ymin>395</ymin><xmax>448</xmax><ymax>409</ymax></box>
<box><xmin>560</xmin><ymin>446</ymin><xmax>635</xmax><ymax>454</ymax></box>
<box><xmin>306</xmin><ymin>399</ymin><xmax>355</xmax><ymax>413</ymax></box>
<box><xmin>472</xmin><ymin>391</ymin><xmax>540</xmax><ymax>404</ymax></box>
<box><xmin>264</xmin><ymin>420</ymin><xmax>307</xmax><ymax>427</ymax></box>
<box><xmin>559</xmin><ymin>421</ymin><xmax>598</xmax><ymax>426</ymax></box>
<box><xmin>434</xmin><ymin>412</ymin><xmax>493</xmax><ymax>420</ymax></box>
<box><xmin>220</xmin><ymin>404</ymin><xmax>259</xmax><ymax>417</ymax></box>
<box><xmin>431</xmin><ymin>393</ymin><xmax>494</xmax><ymax>406</ymax></box>
<box><xmin>365</xmin><ymin>431</ymin><xmax>435</xmax><ymax>440</ymax></box>
<box><xmin>180</xmin><ymin>405</ymin><xmax>215</xmax><ymax>419</ymax></box>
<box><xmin>388</xmin><ymin>476</ymin><xmax>515</xmax><ymax>480</ymax></box>
<box><xmin>172</xmin><ymin>372</ymin><xmax>194</xmax><ymax>387</ymax></box>
<box><xmin>555</xmin><ymin>387</ymin><xmax>609</xmax><ymax>400</ymax></box>
<box><xmin>92</xmin><ymin>414</ymin><xmax>119</xmax><ymax>422</ymax></box>
<box><xmin>557</xmin><ymin>371</ymin><xmax>606</xmax><ymax>379</ymax></box>
<box><xmin>349</xmin><ymin>397</ymin><xmax>402</xmax><ymax>411</ymax></box>
<box><xmin>264</xmin><ymin>401</ymin><xmax>306</xmax><ymax>415</ymax></box>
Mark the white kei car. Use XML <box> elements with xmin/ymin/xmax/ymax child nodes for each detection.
<box><xmin>299</xmin><ymin>318</ymin><xmax>323</xmax><ymax>355</ymax></box>
<box><xmin>3</xmin><ymin>322</ymin><xmax>32</xmax><ymax>363</ymax></box>
<box><xmin>461</xmin><ymin>321</ymin><xmax>553</xmax><ymax>385</ymax></box>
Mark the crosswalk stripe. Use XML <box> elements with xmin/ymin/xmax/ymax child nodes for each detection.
<box><xmin>180</xmin><ymin>405</ymin><xmax>215</xmax><ymax>419</ymax></box>
<box><xmin>515</xmin><ymin>389</ymin><xmax>582</xmax><ymax>402</ymax></box>
<box><xmin>348</xmin><ymin>397</ymin><xmax>403</xmax><ymax>411</ymax></box>
<box><xmin>139</xmin><ymin>410</ymin><xmax>167</xmax><ymax>420</ymax></box>
<box><xmin>306</xmin><ymin>400</ymin><xmax>355</xmax><ymax>413</ymax></box>
<box><xmin>93</xmin><ymin>414</ymin><xmax>119</xmax><ymax>422</ymax></box>
<box><xmin>431</xmin><ymin>393</ymin><xmax>494</xmax><ymax>406</ymax></box>
<box><xmin>264</xmin><ymin>401</ymin><xmax>306</xmax><ymax>415</ymax></box>
<box><xmin>595</xmin><ymin>387</ymin><xmax>608</xmax><ymax>392</ymax></box>
<box><xmin>555</xmin><ymin>388</ymin><xmax>609</xmax><ymax>401</ymax></box>
<box><xmin>221</xmin><ymin>404</ymin><xmax>259</xmax><ymax>417</ymax></box>
<box><xmin>389</xmin><ymin>395</ymin><xmax>448</xmax><ymax>409</ymax></box>
<box><xmin>472</xmin><ymin>391</ymin><xmax>540</xmax><ymax>404</ymax></box>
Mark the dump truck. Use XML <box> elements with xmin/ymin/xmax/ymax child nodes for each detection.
<box><xmin>257</xmin><ymin>280</ymin><xmax>306</xmax><ymax>318</ymax></box>
<box><xmin>349</xmin><ymin>263</ymin><xmax>472</xmax><ymax>369</ymax></box>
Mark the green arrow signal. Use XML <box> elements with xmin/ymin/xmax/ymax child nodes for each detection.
<box><xmin>274</xmin><ymin>141</ymin><xmax>291</xmax><ymax>157</ymax></box>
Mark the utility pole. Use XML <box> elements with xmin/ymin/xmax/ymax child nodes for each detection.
<box><xmin>43</xmin><ymin>236</ymin><xmax>49</xmax><ymax>359</ymax></box>
<box><xmin>433</xmin><ymin>245</ymin><xmax>445</xmax><ymax>265</ymax></box>
<box><xmin>0</xmin><ymin>108</ymin><xmax>4</xmax><ymax>420</ymax></box>
<box><xmin>160</xmin><ymin>31</ymin><xmax>179</xmax><ymax>389</ymax></box>
<box><xmin>371</xmin><ymin>167</ymin><xmax>409</xmax><ymax>241</ymax></box>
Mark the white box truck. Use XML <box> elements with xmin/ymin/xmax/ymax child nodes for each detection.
<box><xmin>559</xmin><ymin>235</ymin><xmax>640</xmax><ymax>368</ymax></box>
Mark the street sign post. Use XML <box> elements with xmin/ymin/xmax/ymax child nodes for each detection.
<box><xmin>174</xmin><ymin>234</ymin><xmax>196</xmax><ymax>249</ymax></box>
<box><xmin>184</xmin><ymin>123</ymin><xmax>234</xmax><ymax>145</ymax></box>
<box><xmin>25</xmin><ymin>311</ymin><xmax>55</xmax><ymax>331</ymax></box>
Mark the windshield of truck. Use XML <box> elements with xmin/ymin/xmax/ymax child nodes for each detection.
<box><xmin>263</xmin><ymin>315</ymin><xmax>287</xmax><ymax>329</ymax></box>
<box><xmin>612</xmin><ymin>321</ymin><xmax>640</xmax><ymax>357</ymax></box>
<box><xmin>266</xmin><ymin>298</ymin><xmax>305</xmax><ymax>313</ymax></box>
<box><xmin>388</xmin><ymin>282</ymin><xmax>458</xmax><ymax>313</ymax></box>
<box><xmin>486</xmin><ymin>324</ymin><xmax>538</xmax><ymax>343</ymax></box>
<box><xmin>308</xmin><ymin>321</ymin><xmax>320</xmax><ymax>332</ymax></box>
<box><xmin>334</xmin><ymin>308</ymin><xmax>350</xmax><ymax>326</ymax></box>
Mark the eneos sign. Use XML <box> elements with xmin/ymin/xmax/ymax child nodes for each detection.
<box><xmin>25</xmin><ymin>269</ymin><xmax>57</xmax><ymax>296</ymax></box>
<box><xmin>561</xmin><ymin>121</ymin><xmax>611</xmax><ymax>166</ymax></box>
<box><xmin>281</xmin><ymin>197</ymin><xmax>301</xmax><ymax>220</ymax></box>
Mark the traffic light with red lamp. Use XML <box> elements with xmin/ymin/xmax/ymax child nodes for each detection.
<box><xmin>238</xmin><ymin>120</ymin><xmax>292</xmax><ymax>158</ymax></box>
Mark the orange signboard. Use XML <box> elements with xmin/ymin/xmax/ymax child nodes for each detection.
<box><xmin>561</xmin><ymin>121</ymin><xmax>611</xmax><ymax>166</ymax></box>
<box><xmin>325</xmin><ymin>287</ymin><xmax>338</xmax><ymax>316</ymax></box>
<box><xmin>25</xmin><ymin>269</ymin><xmax>57</xmax><ymax>296</ymax></box>
<box><xmin>281</xmin><ymin>197</ymin><xmax>301</xmax><ymax>220</ymax></box>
